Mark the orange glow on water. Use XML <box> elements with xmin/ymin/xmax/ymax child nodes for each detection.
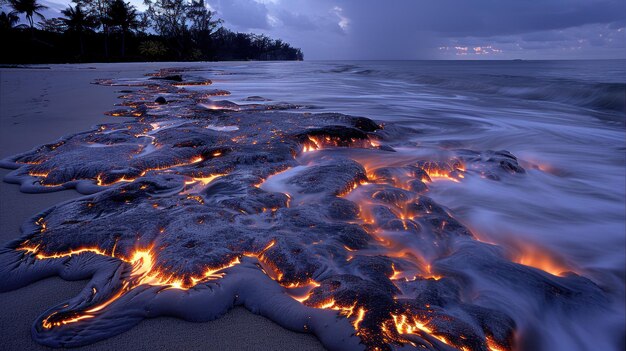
<box><xmin>419</xmin><ymin>161</ymin><xmax>464</xmax><ymax>183</ymax></box>
<box><xmin>424</xmin><ymin>169</ymin><xmax>460</xmax><ymax>182</ymax></box>
<box><xmin>487</xmin><ymin>337</ymin><xmax>507</xmax><ymax>351</ymax></box>
<box><xmin>515</xmin><ymin>247</ymin><xmax>570</xmax><ymax>277</ymax></box>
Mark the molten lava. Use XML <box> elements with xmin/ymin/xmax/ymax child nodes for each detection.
<box><xmin>1</xmin><ymin>67</ymin><xmax>606</xmax><ymax>351</ymax></box>
<box><xmin>18</xmin><ymin>244</ymin><xmax>244</xmax><ymax>329</ymax></box>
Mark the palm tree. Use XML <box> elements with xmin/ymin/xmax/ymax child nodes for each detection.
<box><xmin>107</xmin><ymin>0</ymin><xmax>138</xmax><ymax>57</ymax></box>
<box><xmin>61</xmin><ymin>4</ymin><xmax>97</xmax><ymax>57</ymax></box>
<box><xmin>188</xmin><ymin>0</ymin><xmax>220</xmax><ymax>34</ymax></box>
<box><xmin>144</xmin><ymin>0</ymin><xmax>189</xmax><ymax>59</ymax></box>
<box><xmin>8</xmin><ymin>0</ymin><xmax>48</xmax><ymax>35</ymax></box>
<box><xmin>77</xmin><ymin>0</ymin><xmax>112</xmax><ymax>58</ymax></box>
<box><xmin>0</xmin><ymin>11</ymin><xmax>19</xmax><ymax>31</ymax></box>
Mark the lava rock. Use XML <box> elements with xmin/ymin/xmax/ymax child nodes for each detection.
<box><xmin>150</xmin><ymin>74</ymin><xmax>183</xmax><ymax>82</ymax></box>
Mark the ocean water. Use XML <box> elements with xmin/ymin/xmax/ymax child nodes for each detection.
<box><xmin>191</xmin><ymin>60</ymin><xmax>625</xmax><ymax>350</ymax></box>
<box><xmin>5</xmin><ymin>60</ymin><xmax>623</xmax><ymax>350</ymax></box>
<box><xmin>199</xmin><ymin>60</ymin><xmax>625</xmax><ymax>273</ymax></box>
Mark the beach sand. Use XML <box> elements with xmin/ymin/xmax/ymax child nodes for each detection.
<box><xmin>0</xmin><ymin>64</ymin><xmax>325</xmax><ymax>350</ymax></box>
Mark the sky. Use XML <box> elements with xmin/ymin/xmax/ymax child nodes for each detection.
<box><xmin>28</xmin><ymin>0</ymin><xmax>626</xmax><ymax>59</ymax></box>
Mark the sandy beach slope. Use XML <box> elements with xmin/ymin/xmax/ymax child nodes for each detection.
<box><xmin>0</xmin><ymin>63</ymin><xmax>325</xmax><ymax>350</ymax></box>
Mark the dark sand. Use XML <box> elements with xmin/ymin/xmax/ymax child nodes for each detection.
<box><xmin>0</xmin><ymin>64</ymin><xmax>325</xmax><ymax>350</ymax></box>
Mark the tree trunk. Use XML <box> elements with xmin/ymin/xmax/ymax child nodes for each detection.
<box><xmin>28</xmin><ymin>16</ymin><xmax>34</xmax><ymax>39</ymax></box>
<box><xmin>121</xmin><ymin>31</ymin><xmax>125</xmax><ymax>57</ymax></box>
<box><xmin>79</xmin><ymin>33</ymin><xmax>85</xmax><ymax>58</ymax></box>
<box><xmin>103</xmin><ymin>25</ymin><xmax>109</xmax><ymax>59</ymax></box>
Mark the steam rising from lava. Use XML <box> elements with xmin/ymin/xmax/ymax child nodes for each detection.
<box><xmin>0</xmin><ymin>69</ymin><xmax>611</xmax><ymax>351</ymax></box>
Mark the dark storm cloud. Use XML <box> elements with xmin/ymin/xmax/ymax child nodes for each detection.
<box><xmin>210</xmin><ymin>0</ymin><xmax>271</xmax><ymax>30</ymax></box>
<box><xmin>332</xmin><ymin>0</ymin><xmax>625</xmax><ymax>43</ymax></box>
<box><xmin>274</xmin><ymin>9</ymin><xmax>317</xmax><ymax>31</ymax></box>
<box><xmin>363</xmin><ymin>0</ymin><xmax>625</xmax><ymax>37</ymax></box>
<box><xmin>208</xmin><ymin>0</ymin><xmax>625</xmax><ymax>59</ymax></box>
<box><xmin>521</xmin><ymin>31</ymin><xmax>571</xmax><ymax>43</ymax></box>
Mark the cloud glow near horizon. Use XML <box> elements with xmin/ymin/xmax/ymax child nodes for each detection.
<box><xmin>25</xmin><ymin>0</ymin><xmax>626</xmax><ymax>59</ymax></box>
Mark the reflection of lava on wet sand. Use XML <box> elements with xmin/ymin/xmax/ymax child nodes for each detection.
<box><xmin>0</xmin><ymin>68</ymin><xmax>608</xmax><ymax>351</ymax></box>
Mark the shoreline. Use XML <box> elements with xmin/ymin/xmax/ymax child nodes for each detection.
<box><xmin>0</xmin><ymin>63</ymin><xmax>324</xmax><ymax>350</ymax></box>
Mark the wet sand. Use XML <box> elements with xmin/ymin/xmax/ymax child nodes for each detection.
<box><xmin>0</xmin><ymin>64</ymin><xmax>325</xmax><ymax>350</ymax></box>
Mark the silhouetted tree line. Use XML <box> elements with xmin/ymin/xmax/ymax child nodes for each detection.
<box><xmin>0</xmin><ymin>0</ymin><xmax>303</xmax><ymax>63</ymax></box>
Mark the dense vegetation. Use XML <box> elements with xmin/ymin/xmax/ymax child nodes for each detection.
<box><xmin>0</xmin><ymin>0</ymin><xmax>304</xmax><ymax>63</ymax></box>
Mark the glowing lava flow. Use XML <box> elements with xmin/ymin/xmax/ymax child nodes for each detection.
<box><xmin>300</xmin><ymin>135</ymin><xmax>379</xmax><ymax>154</ymax></box>
<box><xmin>95</xmin><ymin>156</ymin><xmax>206</xmax><ymax>186</ymax></box>
<box><xmin>302</xmin><ymin>136</ymin><xmax>321</xmax><ymax>153</ymax></box>
<box><xmin>486</xmin><ymin>337</ymin><xmax>508</xmax><ymax>351</ymax></box>
<box><xmin>514</xmin><ymin>246</ymin><xmax>570</xmax><ymax>277</ymax></box>
<box><xmin>419</xmin><ymin>161</ymin><xmax>465</xmax><ymax>183</ymax></box>
<box><xmin>95</xmin><ymin>174</ymin><xmax>136</xmax><ymax>186</ymax></box>
<box><xmin>18</xmin><ymin>243</ymin><xmax>270</xmax><ymax>329</ymax></box>
<box><xmin>28</xmin><ymin>171</ymin><xmax>50</xmax><ymax>178</ymax></box>
<box><xmin>424</xmin><ymin>169</ymin><xmax>461</xmax><ymax>182</ymax></box>
<box><xmin>184</xmin><ymin>173</ymin><xmax>225</xmax><ymax>186</ymax></box>
<box><xmin>4</xmin><ymin>68</ymin><xmax>599</xmax><ymax>351</ymax></box>
<box><xmin>23</xmin><ymin>155</ymin><xmax>211</xmax><ymax>188</ymax></box>
<box><xmin>387</xmin><ymin>314</ymin><xmax>457</xmax><ymax>348</ymax></box>
<box><xmin>309</xmin><ymin>298</ymin><xmax>367</xmax><ymax>335</ymax></box>
<box><xmin>283</xmin><ymin>279</ymin><xmax>321</xmax><ymax>305</ymax></box>
<box><xmin>20</xmin><ymin>239</ymin><xmax>282</xmax><ymax>330</ymax></box>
